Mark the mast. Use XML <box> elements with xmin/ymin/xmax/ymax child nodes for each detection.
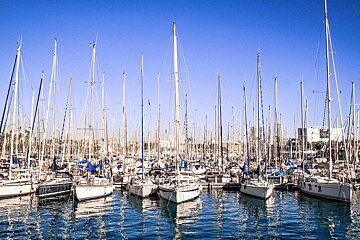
<box><xmin>157</xmin><ymin>72</ymin><xmax>161</xmax><ymax>163</ymax></box>
<box><xmin>0</xmin><ymin>52</ymin><xmax>18</xmax><ymax>136</ymax></box>
<box><xmin>184</xmin><ymin>94</ymin><xmax>189</xmax><ymax>160</ymax></box>
<box><xmin>193</xmin><ymin>108</ymin><xmax>197</xmax><ymax>161</ymax></box>
<box><xmin>28</xmin><ymin>91</ymin><xmax>35</xmax><ymax>167</ymax></box>
<box><xmin>203</xmin><ymin>115</ymin><xmax>207</xmax><ymax>161</ymax></box>
<box><xmin>257</xmin><ymin>50</ymin><xmax>261</xmax><ymax>169</ymax></box>
<box><xmin>89</xmin><ymin>41</ymin><xmax>96</xmax><ymax>163</ymax></box>
<box><xmin>141</xmin><ymin>53</ymin><xmax>145</xmax><ymax>180</ymax></box>
<box><xmin>351</xmin><ymin>81</ymin><xmax>356</xmax><ymax>163</ymax></box>
<box><xmin>324</xmin><ymin>0</ymin><xmax>332</xmax><ymax>179</ymax></box>
<box><xmin>214</xmin><ymin>105</ymin><xmax>217</xmax><ymax>166</ymax></box>
<box><xmin>9</xmin><ymin>41</ymin><xmax>22</xmax><ymax>179</ymax></box>
<box><xmin>101</xmin><ymin>72</ymin><xmax>108</xmax><ymax>157</ymax></box>
<box><xmin>218</xmin><ymin>75</ymin><xmax>224</xmax><ymax>172</ymax></box>
<box><xmin>243</xmin><ymin>83</ymin><xmax>250</xmax><ymax>176</ymax></box>
<box><xmin>274</xmin><ymin>77</ymin><xmax>278</xmax><ymax>168</ymax></box>
<box><xmin>122</xmin><ymin>70</ymin><xmax>127</xmax><ymax>162</ymax></box>
<box><xmin>66</xmin><ymin>76</ymin><xmax>73</xmax><ymax>169</ymax></box>
<box><xmin>231</xmin><ymin>106</ymin><xmax>234</xmax><ymax>159</ymax></box>
<box><xmin>27</xmin><ymin>72</ymin><xmax>44</xmax><ymax>168</ymax></box>
<box><xmin>300</xmin><ymin>81</ymin><xmax>305</xmax><ymax>173</ymax></box>
<box><xmin>51</xmin><ymin>40</ymin><xmax>57</xmax><ymax>161</ymax></box>
<box><xmin>173</xmin><ymin>22</ymin><xmax>180</xmax><ymax>175</ymax></box>
<box><xmin>40</xmin><ymin>39</ymin><xmax>57</xmax><ymax>174</ymax></box>
<box><xmin>268</xmin><ymin>105</ymin><xmax>272</xmax><ymax>165</ymax></box>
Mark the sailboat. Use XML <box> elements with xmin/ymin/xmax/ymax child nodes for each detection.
<box><xmin>298</xmin><ymin>0</ymin><xmax>352</xmax><ymax>203</ymax></box>
<box><xmin>240</xmin><ymin>52</ymin><xmax>273</xmax><ymax>200</ymax></box>
<box><xmin>0</xmin><ymin>41</ymin><xmax>36</xmax><ymax>198</ymax></box>
<box><xmin>158</xmin><ymin>22</ymin><xmax>200</xmax><ymax>204</ymax></box>
<box><xmin>128</xmin><ymin>54</ymin><xmax>156</xmax><ymax>198</ymax></box>
<box><xmin>36</xmin><ymin>39</ymin><xmax>73</xmax><ymax>198</ymax></box>
<box><xmin>75</xmin><ymin>40</ymin><xmax>114</xmax><ymax>202</ymax></box>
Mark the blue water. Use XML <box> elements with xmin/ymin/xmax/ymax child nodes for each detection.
<box><xmin>0</xmin><ymin>190</ymin><xmax>359</xmax><ymax>239</ymax></box>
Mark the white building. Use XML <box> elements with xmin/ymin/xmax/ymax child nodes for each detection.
<box><xmin>298</xmin><ymin>126</ymin><xmax>343</xmax><ymax>143</ymax></box>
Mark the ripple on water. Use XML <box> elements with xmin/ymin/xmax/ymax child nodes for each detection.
<box><xmin>0</xmin><ymin>190</ymin><xmax>360</xmax><ymax>239</ymax></box>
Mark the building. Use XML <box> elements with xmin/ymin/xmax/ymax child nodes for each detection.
<box><xmin>298</xmin><ymin>126</ymin><xmax>343</xmax><ymax>143</ymax></box>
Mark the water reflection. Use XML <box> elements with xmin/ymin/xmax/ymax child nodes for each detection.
<box><xmin>74</xmin><ymin>195</ymin><xmax>115</xmax><ymax>239</ymax></box>
<box><xmin>298</xmin><ymin>193</ymin><xmax>352</xmax><ymax>239</ymax></box>
<box><xmin>0</xmin><ymin>190</ymin><xmax>359</xmax><ymax>239</ymax></box>
<box><xmin>238</xmin><ymin>193</ymin><xmax>275</xmax><ymax>238</ymax></box>
<box><xmin>36</xmin><ymin>193</ymin><xmax>73</xmax><ymax>239</ymax></box>
<box><xmin>128</xmin><ymin>194</ymin><xmax>157</xmax><ymax>214</ymax></box>
<box><xmin>0</xmin><ymin>195</ymin><xmax>34</xmax><ymax>239</ymax></box>
<box><xmin>74</xmin><ymin>195</ymin><xmax>114</xmax><ymax>218</ymax></box>
<box><xmin>159</xmin><ymin>197</ymin><xmax>201</xmax><ymax>239</ymax></box>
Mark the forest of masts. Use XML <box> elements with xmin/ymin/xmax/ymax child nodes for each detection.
<box><xmin>1</xmin><ymin>41</ymin><xmax>359</xmax><ymax>169</ymax></box>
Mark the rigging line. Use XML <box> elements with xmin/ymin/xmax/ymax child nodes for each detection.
<box><xmin>177</xmin><ymin>36</ymin><xmax>192</xmax><ymax>104</ymax></box>
<box><xmin>259</xmin><ymin>69</ymin><xmax>267</xmax><ymax>163</ymax></box>
<box><xmin>0</xmin><ymin>54</ymin><xmax>17</xmax><ymax>135</ymax></box>
<box><xmin>328</xmin><ymin>26</ymin><xmax>350</xmax><ymax>172</ymax></box>
<box><xmin>60</xmin><ymin>78</ymin><xmax>72</xmax><ymax>141</ymax></box>
<box><xmin>312</xmin><ymin>21</ymin><xmax>326</xmax><ymax>126</ymax></box>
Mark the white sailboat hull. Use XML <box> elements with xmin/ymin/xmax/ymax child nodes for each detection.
<box><xmin>207</xmin><ymin>174</ymin><xmax>231</xmax><ymax>183</ymax></box>
<box><xmin>299</xmin><ymin>178</ymin><xmax>352</xmax><ymax>203</ymax></box>
<box><xmin>240</xmin><ymin>180</ymin><xmax>273</xmax><ymax>199</ymax></box>
<box><xmin>128</xmin><ymin>180</ymin><xmax>157</xmax><ymax>198</ymax></box>
<box><xmin>159</xmin><ymin>184</ymin><xmax>200</xmax><ymax>204</ymax></box>
<box><xmin>0</xmin><ymin>180</ymin><xmax>35</xmax><ymax>198</ymax></box>
<box><xmin>75</xmin><ymin>184</ymin><xmax>113</xmax><ymax>201</ymax></box>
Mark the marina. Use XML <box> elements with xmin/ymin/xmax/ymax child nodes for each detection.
<box><xmin>1</xmin><ymin>0</ymin><xmax>360</xmax><ymax>239</ymax></box>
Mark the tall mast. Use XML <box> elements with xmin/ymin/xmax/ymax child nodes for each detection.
<box><xmin>231</xmin><ymin>106</ymin><xmax>234</xmax><ymax>158</ymax></box>
<box><xmin>218</xmin><ymin>75</ymin><xmax>224</xmax><ymax>171</ymax></box>
<box><xmin>141</xmin><ymin>53</ymin><xmax>145</xmax><ymax>180</ymax></box>
<box><xmin>122</xmin><ymin>70</ymin><xmax>127</xmax><ymax>161</ymax></box>
<box><xmin>89</xmin><ymin>41</ymin><xmax>96</xmax><ymax>162</ymax></box>
<box><xmin>257</xmin><ymin>50</ymin><xmax>261</xmax><ymax>167</ymax></box>
<box><xmin>351</xmin><ymin>81</ymin><xmax>356</xmax><ymax>163</ymax></box>
<box><xmin>27</xmin><ymin>72</ymin><xmax>44</xmax><ymax>168</ymax></box>
<box><xmin>214</xmin><ymin>105</ymin><xmax>217</xmax><ymax>166</ymax></box>
<box><xmin>40</xmin><ymin>39</ymin><xmax>56</xmax><ymax>174</ymax></box>
<box><xmin>243</xmin><ymin>83</ymin><xmax>250</xmax><ymax>175</ymax></box>
<box><xmin>204</xmin><ymin>115</ymin><xmax>207</xmax><ymax>161</ymax></box>
<box><xmin>29</xmin><ymin>92</ymin><xmax>35</xmax><ymax>167</ymax></box>
<box><xmin>173</xmin><ymin>22</ymin><xmax>180</xmax><ymax>174</ymax></box>
<box><xmin>268</xmin><ymin>105</ymin><xmax>272</xmax><ymax>164</ymax></box>
<box><xmin>0</xmin><ymin>51</ymin><xmax>18</xmax><ymax>136</ymax></box>
<box><xmin>67</xmin><ymin>76</ymin><xmax>73</xmax><ymax>169</ymax></box>
<box><xmin>101</xmin><ymin>72</ymin><xmax>108</xmax><ymax>157</ymax></box>
<box><xmin>324</xmin><ymin>0</ymin><xmax>332</xmax><ymax>179</ymax></box>
<box><xmin>157</xmin><ymin>72</ymin><xmax>161</xmax><ymax>163</ymax></box>
<box><xmin>51</xmin><ymin>39</ymin><xmax>57</xmax><ymax>161</ymax></box>
<box><xmin>274</xmin><ymin>77</ymin><xmax>278</xmax><ymax>168</ymax></box>
<box><xmin>9</xmin><ymin>41</ymin><xmax>22</xmax><ymax>179</ymax></box>
<box><xmin>184</xmin><ymin>94</ymin><xmax>189</xmax><ymax>160</ymax></box>
<box><xmin>300</xmin><ymin>80</ymin><xmax>305</xmax><ymax>172</ymax></box>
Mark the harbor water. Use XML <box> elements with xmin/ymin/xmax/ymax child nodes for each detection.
<box><xmin>0</xmin><ymin>190</ymin><xmax>359</xmax><ymax>239</ymax></box>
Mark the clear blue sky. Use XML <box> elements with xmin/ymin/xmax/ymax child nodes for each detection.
<box><xmin>0</xmin><ymin>0</ymin><xmax>359</xmax><ymax>140</ymax></box>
